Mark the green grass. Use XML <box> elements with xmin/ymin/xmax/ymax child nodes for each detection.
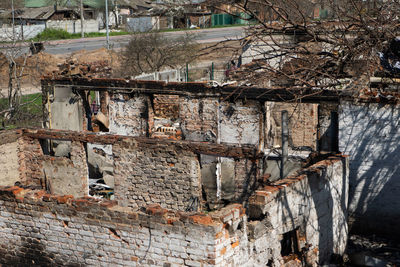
<box><xmin>0</xmin><ymin>93</ymin><xmax>43</xmax><ymax>130</ymax></box>
<box><xmin>32</xmin><ymin>28</ymin><xmax>130</xmax><ymax>42</ymax></box>
<box><xmin>26</xmin><ymin>25</ymin><xmax>251</xmax><ymax>42</ymax></box>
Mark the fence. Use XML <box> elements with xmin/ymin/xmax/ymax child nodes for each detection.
<box><xmin>211</xmin><ymin>13</ymin><xmax>253</xmax><ymax>27</ymax></box>
<box><xmin>46</xmin><ymin>19</ymin><xmax>99</xmax><ymax>34</ymax></box>
<box><xmin>0</xmin><ymin>24</ymin><xmax>45</xmax><ymax>42</ymax></box>
<box><xmin>126</xmin><ymin>16</ymin><xmax>161</xmax><ymax>32</ymax></box>
<box><xmin>134</xmin><ymin>62</ymin><xmax>232</xmax><ymax>83</ymax></box>
<box><xmin>0</xmin><ymin>20</ymin><xmax>99</xmax><ymax>42</ymax></box>
<box><xmin>135</xmin><ymin>69</ymin><xmax>182</xmax><ymax>82</ymax></box>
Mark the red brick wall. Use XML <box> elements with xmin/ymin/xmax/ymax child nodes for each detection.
<box><xmin>267</xmin><ymin>102</ymin><xmax>318</xmax><ymax>150</ymax></box>
<box><xmin>17</xmin><ymin>136</ymin><xmax>44</xmax><ymax>187</ymax></box>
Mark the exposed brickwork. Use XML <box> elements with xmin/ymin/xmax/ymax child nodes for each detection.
<box><xmin>109</xmin><ymin>94</ymin><xmax>149</xmax><ymax>136</ymax></box>
<box><xmin>17</xmin><ymin>136</ymin><xmax>44</xmax><ymax>187</ymax></box>
<box><xmin>41</xmin><ymin>141</ymin><xmax>89</xmax><ymax>198</ymax></box>
<box><xmin>153</xmin><ymin>94</ymin><xmax>180</xmax><ymax>118</ymax></box>
<box><xmin>0</xmin><ymin>187</ymin><xmax>219</xmax><ymax>266</ymax></box>
<box><xmin>249</xmin><ymin>156</ymin><xmax>349</xmax><ymax>265</ymax></box>
<box><xmin>267</xmin><ymin>102</ymin><xmax>318</xmax><ymax>150</ymax></box>
<box><xmin>70</xmin><ymin>141</ymin><xmax>89</xmax><ymax>196</ymax></box>
<box><xmin>233</xmin><ymin>158</ymin><xmax>260</xmax><ymax>201</ymax></box>
<box><xmin>179</xmin><ymin>97</ymin><xmax>219</xmax><ymax>142</ymax></box>
<box><xmin>0</xmin><ymin>155</ymin><xmax>348</xmax><ymax>266</ymax></box>
<box><xmin>113</xmin><ymin>139</ymin><xmax>202</xmax><ymax>211</ymax></box>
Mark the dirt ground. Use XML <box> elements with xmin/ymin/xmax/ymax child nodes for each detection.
<box><xmin>0</xmin><ymin>41</ymin><xmax>241</xmax><ymax>96</ymax></box>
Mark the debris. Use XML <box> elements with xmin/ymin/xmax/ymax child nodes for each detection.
<box><xmin>89</xmin><ymin>178</ymin><xmax>114</xmax><ymax>199</ymax></box>
<box><xmin>55</xmin><ymin>59</ymin><xmax>112</xmax><ymax>78</ymax></box>
<box><xmin>93</xmin><ymin>112</ymin><xmax>110</xmax><ymax>130</ymax></box>
<box><xmin>378</xmin><ymin>38</ymin><xmax>400</xmax><ymax>75</ymax></box>
<box><xmin>29</xmin><ymin>42</ymin><xmax>44</xmax><ymax>55</ymax></box>
<box><xmin>346</xmin><ymin>234</ymin><xmax>400</xmax><ymax>266</ymax></box>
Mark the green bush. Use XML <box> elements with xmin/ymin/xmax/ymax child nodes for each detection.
<box><xmin>33</xmin><ymin>28</ymin><xmax>75</xmax><ymax>41</ymax></box>
<box><xmin>33</xmin><ymin>28</ymin><xmax>130</xmax><ymax>41</ymax></box>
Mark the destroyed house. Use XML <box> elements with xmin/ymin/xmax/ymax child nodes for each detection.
<box><xmin>0</xmin><ymin>76</ymin><xmax>353</xmax><ymax>266</ymax></box>
<box><xmin>0</xmin><ymin>75</ymin><xmax>398</xmax><ymax>266</ymax></box>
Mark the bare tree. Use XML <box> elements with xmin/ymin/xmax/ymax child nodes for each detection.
<box><xmin>204</xmin><ymin>0</ymin><xmax>400</xmax><ymax>93</ymax></box>
<box><xmin>0</xmin><ymin>3</ymin><xmax>44</xmax><ymax>128</ymax></box>
<box><xmin>119</xmin><ymin>31</ymin><xmax>198</xmax><ymax>76</ymax></box>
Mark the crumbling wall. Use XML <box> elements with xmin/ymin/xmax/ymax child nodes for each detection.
<box><xmin>113</xmin><ymin>139</ymin><xmax>202</xmax><ymax>211</ymax></box>
<box><xmin>0</xmin><ymin>154</ymin><xmax>348</xmax><ymax>266</ymax></box>
<box><xmin>179</xmin><ymin>97</ymin><xmax>219</xmax><ymax>142</ymax></box>
<box><xmin>266</xmin><ymin>102</ymin><xmax>318</xmax><ymax>150</ymax></box>
<box><xmin>0</xmin><ymin>132</ymin><xmax>89</xmax><ymax>197</ymax></box>
<box><xmin>0</xmin><ymin>188</ymin><xmax>222</xmax><ymax>267</ymax></box>
<box><xmin>0</xmin><ymin>141</ymin><xmax>19</xmax><ymax>186</ymax></box>
<box><xmin>42</xmin><ymin>141</ymin><xmax>89</xmax><ymax>198</ymax></box>
<box><xmin>339</xmin><ymin>101</ymin><xmax>400</xmax><ymax>238</ymax></box>
<box><xmin>200</xmin><ymin>156</ymin><xmax>260</xmax><ymax>209</ymax></box>
<box><xmin>109</xmin><ymin>94</ymin><xmax>149</xmax><ymax>136</ymax></box>
<box><xmin>220</xmin><ymin>100</ymin><xmax>261</xmax><ymax>145</ymax></box>
<box><xmin>248</xmin><ymin>157</ymin><xmax>348</xmax><ymax>265</ymax></box>
<box><xmin>17</xmin><ymin>136</ymin><xmax>45</xmax><ymax>187</ymax></box>
<box><xmin>153</xmin><ymin>94</ymin><xmax>180</xmax><ymax>118</ymax></box>
<box><xmin>48</xmin><ymin>86</ymin><xmax>84</xmax><ymax>132</ymax></box>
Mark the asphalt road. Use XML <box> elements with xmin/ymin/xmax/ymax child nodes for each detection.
<box><xmin>42</xmin><ymin>26</ymin><xmax>246</xmax><ymax>55</ymax></box>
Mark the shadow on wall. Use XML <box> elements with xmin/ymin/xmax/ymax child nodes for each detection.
<box><xmin>340</xmin><ymin>102</ymin><xmax>400</xmax><ymax>240</ymax></box>
<box><xmin>275</xmin><ymin>158</ymin><xmax>348</xmax><ymax>265</ymax></box>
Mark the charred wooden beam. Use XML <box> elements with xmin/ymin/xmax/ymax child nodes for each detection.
<box><xmin>22</xmin><ymin>128</ymin><xmax>262</xmax><ymax>159</ymax></box>
<box><xmin>41</xmin><ymin>76</ymin><xmax>341</xmax><ymax>103</ymax></box>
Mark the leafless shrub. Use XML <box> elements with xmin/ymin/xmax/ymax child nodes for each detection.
<box><xmin>118</xmin><ymin>31</ymin><xmax>199</xmax><ymax>77</ymax></box>
<box><xmin>205</xmin><ymin>0</ymin><xmax>400</xmax><ymax>92</ymax></box>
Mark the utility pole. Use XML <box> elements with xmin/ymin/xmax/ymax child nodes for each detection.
<box><xmin>80</xmin><ymin>0</ymin><xmax>84</xmax><ymax>38</ymax></box>
<box><xmin>11</xmin><ymin>0</ymin><xmax>15</xmax><ymax>43</ymax></box>
<box><xmin>105</xmin><ymin>0</ymin><xmax>110</xmax><ymax>49</ymax></box>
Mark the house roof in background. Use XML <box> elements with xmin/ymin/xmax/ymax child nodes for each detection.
<box><xmin>24</xmin><ymin>0</ymin><xmax>152</xmax><ymax>9</ymax></box>
<box><xmin>0</xmin><ymin>6</ymin><xmax>77</xmax><ymax>20</ymax></box>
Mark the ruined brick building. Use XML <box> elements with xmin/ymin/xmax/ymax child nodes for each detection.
<box><xmin>0</xmin><ymin>74</ymin><xmax>397</xmax><ymax>266</ymax></box>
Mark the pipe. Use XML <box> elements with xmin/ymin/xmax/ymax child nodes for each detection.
<box><xmin>105</xmin><ymin>0</ymin><xmax>110</xmax><ymax>49</ymax></box>
<box><xmin>281</xmin><ymin>110</ymin><xmax>288</xmax><ymax>179</ymax></box>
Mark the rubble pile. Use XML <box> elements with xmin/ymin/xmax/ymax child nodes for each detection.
<box><xmin>228</xmin><ymin>59</ymin><xmax>272</xmax><ymax>86</ymax></box>
<box><xmin>55</xmin><ymin>59</ymin><xmax>112</xmax><ymax>78</ymax></box>
<box><xmin>346</xmin><ymin>234</ymin><xmax>400</xmax><ymax>266</ymax></box>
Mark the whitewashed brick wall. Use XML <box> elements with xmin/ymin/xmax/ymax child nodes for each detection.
<box><xmin>339</xmin><ymin>101</ymin><xmax>400</xmax><ymax>237</ymax></box>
